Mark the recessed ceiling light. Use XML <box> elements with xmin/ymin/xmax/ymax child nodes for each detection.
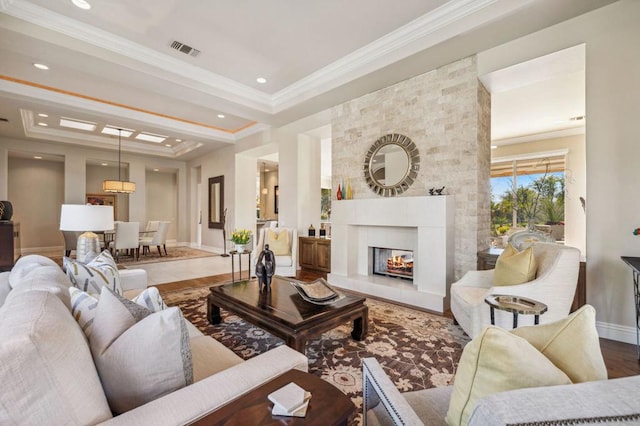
<box><xmin>135</xmin><ymin>132</ymin><xmax>167</xmax><ymax>143</ymax></box>
<box><xmin>71</xmin><ymin>0</ymin><xmax>91</xmax><ymax>10</ymax></box>
<box><xmin>37</xmin><ymin>122</ymin><xmax>48</xmax><ymax>126</ymax></box>
<box><xmin>101</xmin><ymin>126</ymin><xmax>134</xmax><ymax>137</ymax></box>
<box><xmin>491</xmin><ymin>145</ymin><xmax>498</xmax><ymax>149</ymax></box>
<box><xmin>60</xmin><ymin>117</ymin><xmax>96</xmax><ymax>131</ymax></box>
<box><xmin>101</xmin><ymin>163</ymin><xmax>108</xmax><ymax>166</ymax></box>
<box><xmin>165</xmin><ymin>144</ymin><xmax>172</xmax><ymax>147</ymax></box>
<box><xmin>153</xmin><ymin>168</ymin><xmax>159</xmax><ymax>172</ymax></box>
<box><xmin>265</xmin><ymin>168</ymin><xmax>270</xmax><ymax>172</ymax></box>
<box><xmin>33</xmin><ymin>63</ymin><xmax>49</xmax><ymax>70</ymax></box>
<box><xmin>256</xmin><ymin>77</ymin><xmax>267</xmax><ymax>84</ymax></box>
<box><xmin>217</xmin><ymin>114</ymin><xmax>225</xmax><ymax>118</ymax></box>
<box><xmin>175</xmin><ymin>139</ymin><xmax>182</xmax><ymax>142</ymax></box>
<box><xmin>37</xmin><ymin>113</ymin><xmax>48</xmax><ymax>118</ymax></box>
<box><xmin>34</xmin><ymin>156</ymin><xmax>42</xmax><ymax>159</ymax></box>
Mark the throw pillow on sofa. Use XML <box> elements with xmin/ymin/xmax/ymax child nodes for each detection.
<box><xmin>70</xmin><ymin>286</ymin><xmax>167</xmax><ymax>339</ymax></box>
<box><xmin>511</xmin><ymin>304</ymin><xmax>607</xmax><ymax>383</ymax></box>
<box><xmin>445</xmin><ymin>326</ymin><xmax>571</xmax><ymax>426</ymax></box>
<box><xmin>493</xmin><ymin>243</ymin><xmax>537</xmax><ymax>286</ymax></box>
<box><xmin>89</xmin><ymin>287</ymin><xmax>192</xmax><ymax>414</ymax></box>
<box><xmin>266</xmin><ymin>229</ymin><xmax>291</xmax><ymax>255</ymax></box>
<box><xmin>64</xmin><ymin>250</ymin><xmax>123</xmax><ymax>296</ymax></box>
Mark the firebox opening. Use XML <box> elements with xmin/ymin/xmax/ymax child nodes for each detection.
<box><xmin>372</xmin><ymin>247</ymin><xmax>414</xmax><ymax>281</ymax></box>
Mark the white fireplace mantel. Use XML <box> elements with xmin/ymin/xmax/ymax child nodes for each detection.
<box><xmin>328</xmin><ymin>196</ymin><xmax>454</xmax><ymax>313</ymax></box>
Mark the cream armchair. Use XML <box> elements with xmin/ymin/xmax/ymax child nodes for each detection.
<box><xmin>250</xmin><ymin>227</ymin><xmax>298</xmax><ymax>277</ymax></box>
<box><xmin>450</xmin><ymin>242</ymin><xmax>580</xmax><ymax>338</ymax></box>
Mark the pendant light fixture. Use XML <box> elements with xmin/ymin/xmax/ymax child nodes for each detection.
<box><xmin>103</xmin><ymin>128</ymin><xmax>135</xmax><ymax>194</ymax></box>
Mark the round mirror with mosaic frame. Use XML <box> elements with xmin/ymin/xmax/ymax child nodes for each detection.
<box><xmin>363</xmin><ymin>133</ymin><xmax>420</xmax><ymax>197</ymax></box>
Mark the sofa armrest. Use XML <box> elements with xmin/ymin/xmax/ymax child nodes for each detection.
<box><xmin>100</xmin><ymin>345</ymin><xmax>308</xmax><ymax>426</ymax></box>
<box><xmin>451</xmin><ymin>269</ymin><xmax>494</xmax><ymax>290</ymax></box>
<box><xmin>469</xmin><ymin>376</ymin><xmax>640</xmax><ymax>426</ymax></box>
<box><xmin>119</xmin><ymin>269</ymin><xmax>148</xmax><ymax>292</ymax></box>
<box><xmin>362</xmin><ymin>358</ymin><xmax>424</xmax><ymax>426</ymax></box>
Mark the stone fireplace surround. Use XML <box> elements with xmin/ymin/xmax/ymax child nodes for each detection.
<box><xmin>328</xmin><ymin>196</ymin><xmax>454</xmax><ymax>313</ymax></box>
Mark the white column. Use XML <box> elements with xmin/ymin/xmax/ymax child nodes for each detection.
<box><xmin>64</xmin><ymin>153</ymin><xmax>86</xmax><ymax>204</ymax></box>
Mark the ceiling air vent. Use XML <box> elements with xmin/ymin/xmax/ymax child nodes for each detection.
<box><xmin>170</xmin><ymin>40</ymin><xmax>200</xmax><ymax>57</ymax></box>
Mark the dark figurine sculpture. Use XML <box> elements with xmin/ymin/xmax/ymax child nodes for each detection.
<box><xmin>255</xmin><ymin>244</ymin><xmax>276</xmax><ymax>292</ymax></box>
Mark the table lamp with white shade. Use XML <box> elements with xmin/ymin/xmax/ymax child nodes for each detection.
<box><xmin>60</xmin><ymin>204</ymin><xmax>114</xmax><ymax>261</ymax></box>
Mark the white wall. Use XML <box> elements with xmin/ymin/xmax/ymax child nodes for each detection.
<box><xmin>0</xmin><ymin>136</ymin><xmax>188</xmax><ymax>250</ymax></box>
<box><xmin>478</xmin><ymin>0</ymin><xmax>640</xmax><ymax>342</ymax></box>
<box><xmin>8</xmin><ymin>157</ymin><xmax>64</xmax><ymax>249</ymax></box>
<box><xmin>145</xmin><ymin>170</ymin><xmax>178</xmax><ymax>241</ymax></box>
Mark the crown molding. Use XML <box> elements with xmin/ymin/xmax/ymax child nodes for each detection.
<box><xmin>0</xmin><ymin>0</ymin><xmax>273</xmax><ymax>112</ymax></box>
<box><xmin>270</xmin><ymin>0</ymin><xmax>536</xmax><ymax>112</ymax></box>
<box><xmin>493</xmin><ymin>126</ymin><xmax>585</xmax><ymax>146</ymax></box>
<box><xmin>1</xmin><ymin>77</ymin><xmax>240</xmax><ymax>143</ymax></box>
<box><xmin>2</xmin><ymin>0</ymin><xmax>536</xmax><ymax>116</ymax></box>
<box><xmin>20</xmin><ymin>109</ymin><xmax>198</xmax><ymax>157</ymax></box>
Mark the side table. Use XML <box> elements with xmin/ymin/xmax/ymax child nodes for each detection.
<box><xmin>230</xmin><ymin>250</ymin><xmax>251</xmax><ymax>283</ymax></box>
<box><xmin>484</xmin><ymin>294</ymin><xmax>548</xmax><ymax>328</ymax></box>
<box><xmin>189</xmin><ymin>369</ymin><xmax>355</xmax><ymax>425</ymax></box>
<box><xmin>621</xmin><ymin>256</ymin><xmax>640</xmax><ymax>359</ymax></box>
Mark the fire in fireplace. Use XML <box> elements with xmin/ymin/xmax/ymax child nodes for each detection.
<box><xmin>372</xmin><ymin>247</ymin><xmax>414</xmax><ymax>281</ymax></box>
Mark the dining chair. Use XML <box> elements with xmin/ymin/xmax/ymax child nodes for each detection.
<box><xmin>140</xmin><ymin>221</ymin><xmax>170</xmax><ymax>256</ymax></box>
<box><xmin>108</xmin><ymin>221</ymin><xmax>140</xmax><ymax>261</ymax></box>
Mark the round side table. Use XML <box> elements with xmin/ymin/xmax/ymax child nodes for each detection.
<box><xmin>484</xmin><ymin>294</ymin><xmax>548</xmax><ymax>329</ymax></box>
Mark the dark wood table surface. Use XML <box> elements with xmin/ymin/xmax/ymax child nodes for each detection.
<box><xmin>190</xmin><ymin>369</ymin><xmax>356</xmax><ymax>425</ymax></box>
<box><xmin>207</xmin><ymin>276</ymin><xmax>368</xmax><ymax>353</ymax></box>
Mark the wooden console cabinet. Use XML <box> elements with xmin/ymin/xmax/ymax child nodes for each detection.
<box><xmin>477</xmin><ymin>247</ymin><xmax>586</xmax><ymax>313</ymax></box>
<box><xmin>299</xmin><ymin>236</ymin><xmax>331</xmax><ymax>273</ymax></box>
<box><xmin>0</xmin><ymin>221</ymin><xmax>20</xmax><ymax>272</ymax></box>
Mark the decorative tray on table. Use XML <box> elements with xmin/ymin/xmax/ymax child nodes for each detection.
<box><xmin>289</xmin><ymin>278</ymin><xmax>341</xmax><ymax>305</ymax></box>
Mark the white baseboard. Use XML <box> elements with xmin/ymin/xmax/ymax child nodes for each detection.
<box><xmin>596</xmin><ymin>320</ymin><xmax>637</xmax><ymax>345</ymax></box>
<box><xmin>184</xmin><ymin>242</ymin><xmax>224</xmax><ymax>255</ymax></box>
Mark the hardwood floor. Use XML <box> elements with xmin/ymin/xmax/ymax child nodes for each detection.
<box><xmin>159</xmin><ymin>269</ymin><xmax>640</xmax><ymax>380</ymax></box>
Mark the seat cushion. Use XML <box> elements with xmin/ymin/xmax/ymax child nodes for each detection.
<box><xmin>0</xmin><ymin>290</ymin><xmax>112</xmax><ymax>425</ymax></box>
<box><xmin>445</xmin><ymin>326</ymin><xmax>571</xmax><ymax>426</ymax></box>
<box><xmin>89</xmin><ymin>287</ymin><xmax>193</xmax><ymax>414</ymax></box>
<box><xmin>190</xmin><ymin>335</ymin><xmax>243</xmax><ymax>382</ymax></box>
<box><xmin>493</xmin><ymin>244</ymin><xmax>536</xmax><ymax>286</ymax></box>
<box><xmin>512</xmin><ymin>305</ymin><xmax>607</xmax><ymax>383</ymax></box>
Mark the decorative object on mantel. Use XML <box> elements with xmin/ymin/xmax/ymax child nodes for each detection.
<box><xmin>633</xmin><ymin>228</ymin><xmax>640</xmax><ymax>236</ymax></box>
<box><xmin>308</xmin><ymin>224</ymin><xmax>315</xmax><ymax>237</ymax></box>
<box><xmin>336</xmin><ymin>184</ymin><xmax>343</xmax><ymax>200</ymax></box>
<box><xmin>0</xmin><ymin>200</ymin><xmax>13</xmax><ymax>220</ymax></box>
<box><xmin>103</xmin><ymin>128</ymin><xmax>136</xmax><ymax>194</ymax></box>
<box><xmin>346</xmin><ymin>178</ymin><xmax>353</xmax><ymax>200</ymax></box>
<box><xmin>231</xmin><ymin>228</ymin><xmax>251</xmax><ymax>253</ymax></box>
<box><xmin>429</xmin><ymin>186</ymin><xmax>446</xmax><ymax>196</ymax></box>
<box><xmin>363</xmin><ymin>133</ymin><xmax>420</xmax><ymax>197</ymax></box>
<box><xmin>255</xmin><ymin>244</ymin><xmax>275</xmax><ymax>292</ymax></box>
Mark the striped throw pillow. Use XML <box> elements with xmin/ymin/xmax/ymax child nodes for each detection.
<box><xmin>64</xmin><ymin>250</ymin><xmax>122</xmax><ymax>296</ymax></box>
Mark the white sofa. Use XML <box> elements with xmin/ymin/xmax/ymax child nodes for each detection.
<box><xmin>0</xmin><ymin>255</ymin><xmax>308</xmax><ymax>425</ymax></box>
<box><xmin>451</xmin><ymin>242</ymin><xmax>580</xmax><ymax>338</ymax></box>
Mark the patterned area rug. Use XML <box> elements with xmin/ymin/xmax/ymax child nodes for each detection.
<box><xmin>120</xmin><ymin>246</ymin><xmax>217</xmax><ymax>265</ymax></box>
<box><xmin>163</xmin><ymin>286</ymin><xmax>469</xmax><ymax>425</ymax></box>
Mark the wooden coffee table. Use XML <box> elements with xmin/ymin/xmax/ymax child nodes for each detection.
<box><xmin>207</xmin><ymin>276</ymin><xmax>368</xmax><ymax>353</ymax></box>
<box><xmin>189</xmin><ymin>369</ymin><xmax>356</xmax><ymax>425</ymax></box>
